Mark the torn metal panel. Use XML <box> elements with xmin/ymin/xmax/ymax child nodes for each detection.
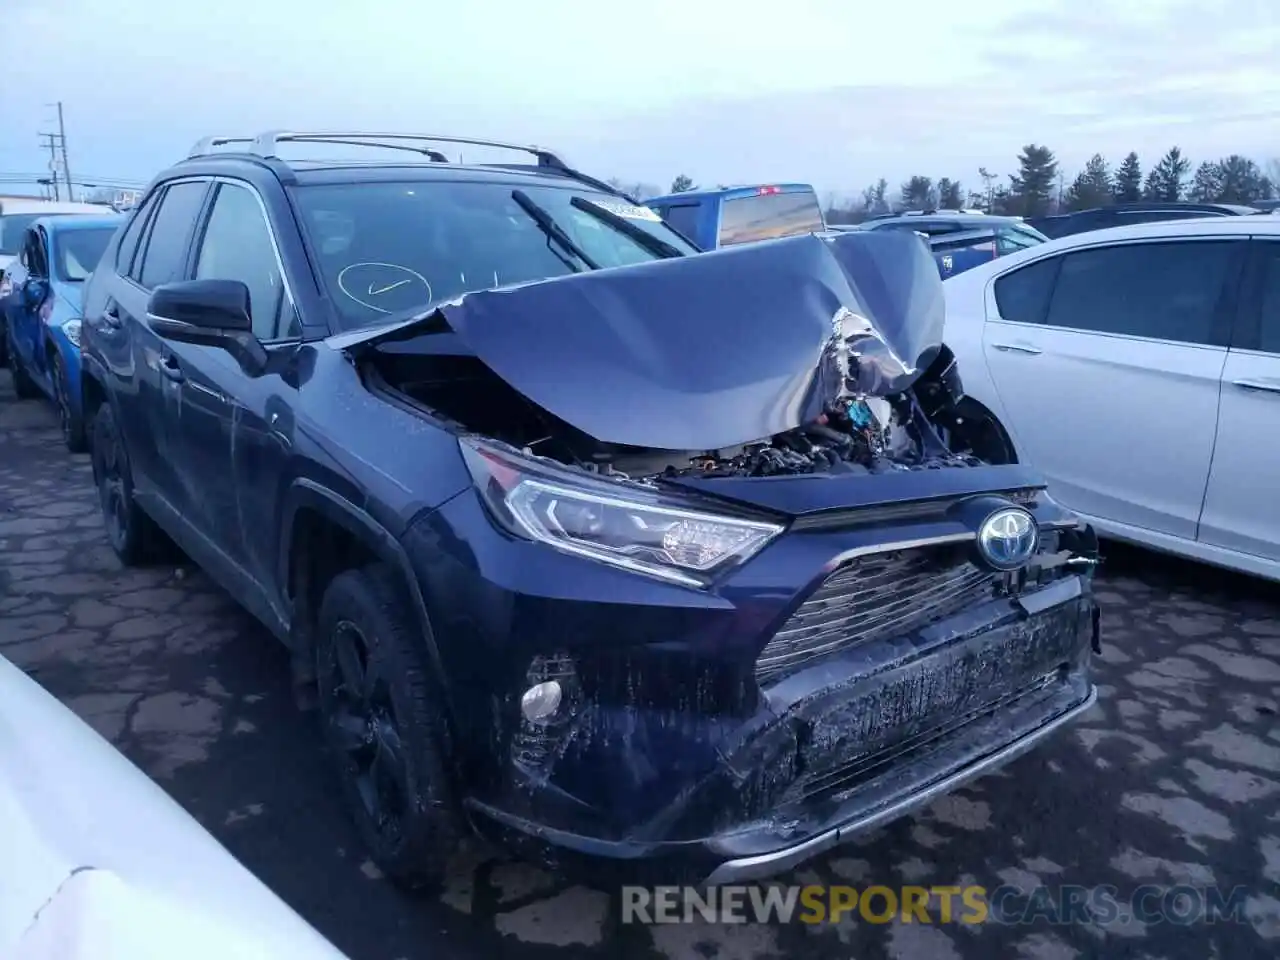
<box><xmin>339</xmin><ymin>229</ymin><xmax>944</xmax><ymax>452</ymax></box>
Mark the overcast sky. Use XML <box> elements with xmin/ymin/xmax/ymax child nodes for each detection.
<box><xmin>2</xmin><ymin>0</ymin><xmax>1277</xmax><ymax>199</ymax></box>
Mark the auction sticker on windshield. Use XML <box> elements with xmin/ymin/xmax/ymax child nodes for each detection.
<box><xmin>583</xmin><ymin>198</ymin><xmax>663</xmax><ymax>222</ymax></box>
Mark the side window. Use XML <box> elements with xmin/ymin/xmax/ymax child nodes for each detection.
<box><xmin>20</xmin><ymin>229</ymin><xmax>43</xmax><ymax>276</ymax></box>
<box><xmin>137</xmin><ymin>181</ymin><xmax>208</xmax><ymax>289</ymax></box>
<box><xmin>195</xmin><ymin>182</ymin><xmax>295</xmax><ymax>341</ymax></box>
<box><xmin>115</xmin><ymin>192</ymin><xmax>159</xmax><ymax>275</ymax></box>
<box><xmin>1045</xmin><ymin>241</ymin><xmax>1236</xmax><ymax>345</ymax></box>
<box><xmin>660</xmin><ymin>203</ymin><xmax>701</xmax><ymax>240</ymax></box>
<box><xmin>996</xmin><ymin>229</ymin><xmax>1038</xmax><ymax>255</ymax></box>
<box><xmin>1255</xmin><ymin>243</ymin><xmax>1280</xmax><ymax>355</ymax></box>
<box><xmin>993</xmin><ymin>256</ymin><xmax>1060</xmax><ymax>325</ymax></box>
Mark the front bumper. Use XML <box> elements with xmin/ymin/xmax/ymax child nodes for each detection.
<box><xmin>705</xmin><ymin>679</ymin><xmax>1096</xmax><ymax>884</ymax></box>
<box><xmin>404</xmin><ymin>484</ymin><xmax>1099</xmax><ymax>884</ymax></box>
<box><xmin>468</xmin><ymin>574</ymin><xmax>1096</xmax><ymax>884</ymax></box>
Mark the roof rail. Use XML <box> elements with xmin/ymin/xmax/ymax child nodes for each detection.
<box><xmin>183</xmin><ymin>130</ymin><xmax>631</xmax><ymax>200</ymax></box>
<box><xmin>186</xmin><ymin>131</ymin><xmax>569</xmax><ymax>169</ymax></box>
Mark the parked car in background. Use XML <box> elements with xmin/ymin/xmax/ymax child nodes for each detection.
<box><xmin>0</xmin><ymin>654</ymin><xmax>348</xmax><ymax>960</ymax></box>
<box><xmin>2</xmin><ymin>214</ymin><xmax>121</xmax><ymax>451</ymax></box>
<box><xmin>1028</xmin><ymin>201</ymin><xmax>1260</xmax><ymax>240</ymax></box>
<box><xmin>863</xmin><ymin>212</ymin><xmax>1048</xmax><ymax>278</ymax></box>
<box><xmin>1253</xmin><ymin>199</ymin><xmax>1280</xmax><ymax>213</ymax></box>
<box><xmin>0</xmin><ymin>196</ymin><xmax>106</xmax><ymax>366</ymax></box>
<box><xmin>80</xmin><ymin>130</ymin><xmax>1099</xmax><ymax>888</ymax></box>
<box><xmin>646</xmin><ymin>183</ymin><xmax>826</xmax><ymax>249</ymax></box>
<box><xmin>942</xmin><ymin>214</ymin><xmax>1280</xmax><ymax>582</ymax></box>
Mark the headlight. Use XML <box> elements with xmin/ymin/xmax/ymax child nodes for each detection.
<box><xmin>62</xmin><ymin>319</ymin><xmax>82</xmax><ymax>348</ymax></box>
<box><xmin>462</xmin><ymin>440</ymin><xmax>784</xmax><ymax>587</ymax></box>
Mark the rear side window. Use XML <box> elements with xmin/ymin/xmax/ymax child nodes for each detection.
<box><xmin>994</xmin><ymin>257</ymin><xmax>1060</xmax><ymax>325</ymax></box>
<box><xmin>137</xmin><ymin>181</ymin><xmax>208</xmax><ymax>289</ymax></box>
<box><xmin>1044</xmin><ymin>241</ymin><xmax>1237</xmax><ymax>345</ymax></box>
<box><xmin>1254</xmin><ymin>243</ymin><xmax>1280</xmax><ymax>355</ymax></box>
<box><xmin>718</xmin><ymin>190</ymin><xmax>825</xmax><ymax>246</ymax></box>
<box><xmin>115</xmin><ymin>193</ymin><xmax>159</xmax><ymax>274</ymax></box>
<box><xmin>659</xmin><ymin>203</ymin><xmax>701</xmax><ymax>241</ymax></box>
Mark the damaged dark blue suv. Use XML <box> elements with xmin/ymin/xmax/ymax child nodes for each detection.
<box><xmin>79</xmin><ymin>132</ymin><xmax>1101</xmax><ymax>887</ymax></box>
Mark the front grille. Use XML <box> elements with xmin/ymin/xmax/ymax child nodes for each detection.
<box><xmin>756</xmin><ymin>549</ymin><xmax>998</xmax><ymax>684</ymax></box>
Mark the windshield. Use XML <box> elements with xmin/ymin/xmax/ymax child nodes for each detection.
<box><xmin>56</xmin><ymin>227</ymin><xmax>116</xmax><ymax>281</ymax></box>
<box><xmin>294</xmin><ymin>180</ymin><xmax>700</xmax><ymax>329</ymax></box>
<box><xmin>0</xmin><ymin>214</ymin><xmax>41</xmax><ymax>256</ymax></box>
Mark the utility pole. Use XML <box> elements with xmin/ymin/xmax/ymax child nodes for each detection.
<box><xmin>56</xmin><ymin>102</ymin><xmax>74</xmax><ymax>202</ymax></box>
<box><xmin>39</xmin><ymin>132</ymin><xmax>62</xmax><ymax>200</ymax></box>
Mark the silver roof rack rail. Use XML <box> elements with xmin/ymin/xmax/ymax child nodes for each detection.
<box><xmin>186</xmin><ymin>131</ymin><xmax>569</xmax><ymax>170</ymax></box>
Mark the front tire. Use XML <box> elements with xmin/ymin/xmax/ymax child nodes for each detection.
<box><xmin>90</xmin><ymin>402</ymin><xmax>171</xmax><ymax>565</ymax></box>
<box><xmin>53</xmin><ymin>352</ymin><xmax>86</xmax><ymax>453</ymax></box>
<box><xmin>6</xmin><ymin>328</ymin><xmax>40</xmax><ymax>399</ymax></box>
<box><xmin>316</xmin><ymin>564</ymin><xmax>463</xmax><ymax>888</ymax></box>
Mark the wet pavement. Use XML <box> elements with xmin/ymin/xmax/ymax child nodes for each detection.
<box><xmin>2</xmin><ymin>368</ymin><xmax>1278</xmax><ymax>960</ymax></box>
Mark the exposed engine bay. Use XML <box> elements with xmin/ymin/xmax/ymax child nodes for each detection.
<box><xmin>365</xmin><ymin>337</ymin><xmax>996</xmax><ymax>485</ymax></box>
<box><xmin>583</xmin><ymin>389</ymin><xmax>985</xmax><ymax>482</ymax></box>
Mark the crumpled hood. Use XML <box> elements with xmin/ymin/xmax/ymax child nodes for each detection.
<box><xmin>346</xmin><ymin>229</ymin><xmax>945</xmax><ymax>451</ymax></box>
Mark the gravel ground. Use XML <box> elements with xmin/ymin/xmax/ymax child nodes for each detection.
<box><xmin>2</xmin><ymin>368</ymin><xmax>1278</xmax><ymax>960</ymax></box>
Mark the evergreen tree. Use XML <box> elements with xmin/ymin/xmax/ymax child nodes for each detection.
<box><xmin>1113</xmin><ymin>152</ymin><xmax>1143</xmax><ymax>203</ymax></box>
<box><xmin>1066</xmin><ymin>154</ymin><xmax>1113</xmax><ymax>211</ymax></box>
<box><xmin>1143</xmin><ymin>147</ymin><xmax>1190</xmax><ymax>201</ymax></box>
<box><xmin>1007</xmin><ymin>145</ymin><xmax>1058</xmax><ymax>217</ymax></box>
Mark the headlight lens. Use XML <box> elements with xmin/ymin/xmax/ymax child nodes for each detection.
<box><xmin>62</xmin><ymin>319</ymin><xmax>82</xmax><ymax>348</ymax></box>
<box><xmin>462</xmin><ymin>440</ymin><xmax>783</xmax><ymax>587</ymax></box>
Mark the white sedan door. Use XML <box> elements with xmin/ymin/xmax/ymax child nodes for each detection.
<box><xmin>980</xmin><ymin>236</ymin><xmax>1244</xmax><ymax>541</ymax></box>
<box><xmin>1198</xmin><ymin>239</ymin><xmax>1280</xmax><ymax>563</ymax></box>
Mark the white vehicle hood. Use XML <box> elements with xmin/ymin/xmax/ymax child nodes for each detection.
<box><xmin>0</xmin><ymin>656</ymin><xmax>348</xmax><ymax>960</ymax></box>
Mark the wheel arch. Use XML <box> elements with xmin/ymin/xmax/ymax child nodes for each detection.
<box><xmin>279</xmin><ymin>480</ymin><xmax>459</xmax><ymax>724</ymax></box>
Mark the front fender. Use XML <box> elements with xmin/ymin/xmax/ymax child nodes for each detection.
<box><xmin>46</xmin><ymin>326</ymin><xmax>86</xmax><ymax>414</ymax></box>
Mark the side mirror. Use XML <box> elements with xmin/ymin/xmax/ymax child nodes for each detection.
<box><xmin>147</xmin><ymin>280</ymin><xmax>267</xmax><ymax>376</ymax></box>
<box><xmin>21</xmin><ymin>278</ymin><xmax>49</xmax><ymax>311</ymax></box>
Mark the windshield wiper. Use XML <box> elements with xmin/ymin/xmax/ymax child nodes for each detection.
<box><xmin>569</xmin><ymin>196</ymin><xmax>686</xmax><ymax>259</ymax></box>
<box><xmin>511</xmin><ymin>189</ymin><xmax>600</xmax><ymax>272</ymax></box>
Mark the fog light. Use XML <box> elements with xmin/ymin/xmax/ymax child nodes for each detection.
<box><xmin>520</xmin><ymin>680</ymin><xmax>563</xmax><ymax>722</ymax></box>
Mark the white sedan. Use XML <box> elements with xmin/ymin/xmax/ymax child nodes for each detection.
<box><xmin>0</xmin><ymin>654</ymin><xmax>349</xmax><ymax>960</ymax></box>
<box><xmin>941</xmin><ymin>214</ymin><xmax>1280</xmax><ymax>582</ymax></box>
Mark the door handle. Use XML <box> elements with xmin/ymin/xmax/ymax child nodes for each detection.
<box><xmin>991</xmin><ymin>343</ymin><xmax>1043</xmax><ymax>355</ymax></box>
<box><xmin>101</xmin><ymin>303</ymin><xmax>122</xmax><ymax>330</ymax></box>
<box><xmin>160</xmin><ymin>354</ymin><xmax>185</xmax><ymax>383</ymax></box>
<box><xmin>1232</xmin><ymin>379</ymin><xmax>1280</xmax><ymax>395</ymax></box>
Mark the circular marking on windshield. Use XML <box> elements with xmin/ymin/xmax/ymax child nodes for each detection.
<box><xmin>336</xmin><ymin>262</ymin><xmax>433</xmax><ymax>314</ymax></box>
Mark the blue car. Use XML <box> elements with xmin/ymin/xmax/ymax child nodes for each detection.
<box><xmin>2</xmin><ymin>214</ymin><xmax>122</xmax><ymax>450</ymax></box>
<box><xmin>80</xmin><ymin>132</ymin><xmax>1100</xmax><ymax>886</ymax></box>
<box><xmin>863</xmin><ymin>212</ymin><xmax>1048</xmax><ymax>278</ymax></box>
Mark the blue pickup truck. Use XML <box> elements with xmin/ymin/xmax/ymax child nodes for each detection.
<box><xmin>645</xmin><ymin>184</ymin><xmax>826</xmax><ymax>250</ymax></box>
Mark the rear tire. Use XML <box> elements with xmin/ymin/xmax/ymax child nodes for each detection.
<box><xmin>90</xmin><ymin>402</ymin><xmax>173</xmax><ymax>565</ymax></box>
<box><xmin>6</xmin><ymin>328</ymin><xmax>40</xmax><ymax>399</ymax></box>
<box><xmin>316</xmin><ymin>564</ymin><xmax>463</xmax><ymax>889</ymax></box>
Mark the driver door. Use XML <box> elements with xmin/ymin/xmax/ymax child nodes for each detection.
<box><xmin>11</xmin><ymin>228</ymin><xmax>51</xmax><ymax>377</ymax></box>
<box><xmin>176</xmin><ymin>179</ymin><xmax>300</xmax><ymax>588</ymax></box>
